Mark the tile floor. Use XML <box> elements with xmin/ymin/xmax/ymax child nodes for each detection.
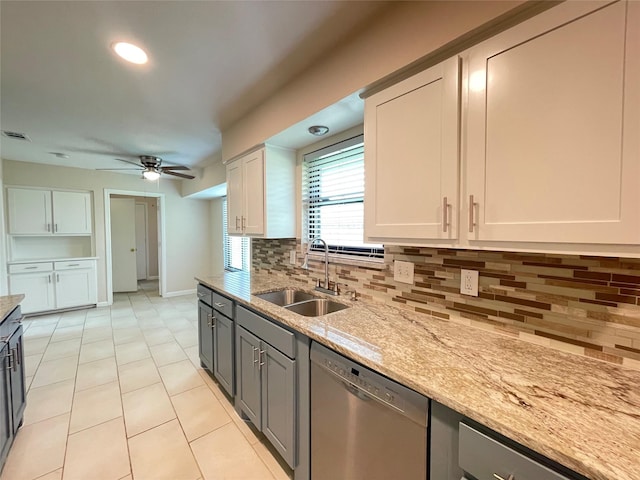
<box><xmin>1</xmin><ymin>280</ymin><xmax>292</xmax><ymax>480</ymax></box>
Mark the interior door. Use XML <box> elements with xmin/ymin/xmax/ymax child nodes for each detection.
<box><xmin>110</xmin><ymin>197</ymin><xmax>138</xmax><ymax>292</ymax></box>
<box><xmin>135</xmin><ymin>203</ymin><xmax>148</xmax><ymax>281</ymax></box>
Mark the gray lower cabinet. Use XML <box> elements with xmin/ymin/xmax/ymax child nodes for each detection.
<box><xmin>236</xmin><ymin>308</ymin><xmax>297</xmax><ymax>469</ymax></box>
<box><xmin>197</xmin><ymin>284</ymin><xmax>235</xmax><ymax>397</ymax></box>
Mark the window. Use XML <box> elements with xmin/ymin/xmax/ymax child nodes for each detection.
<box><xmin>223</xmin><ymin>198</ymin><xmax>250</xmax><ymax>271</ymax></box>
<box><xmin>303</xmin><ymin>134</ymin><xmax>383</xmax><ymax>259</ymax></box>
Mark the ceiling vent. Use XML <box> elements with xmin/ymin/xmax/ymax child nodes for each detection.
<box><xmin>1</xmin><ymin>130</ymin><xmax>31</xmax><ymax>141</ymax></box>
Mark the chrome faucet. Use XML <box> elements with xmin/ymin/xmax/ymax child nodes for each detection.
<box><xmin>303</xmin><ymin>237</ymin><xmax>337</xmax><ymax>295</ymax></box>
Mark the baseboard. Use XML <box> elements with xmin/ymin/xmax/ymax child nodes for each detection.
<box><xmin>147</xmin><ymin>276</ymin><xmax>159</xmax><ymax>280</ymax></box>
<box><xmin>163</xmin><ymin>289</ymin><xmax>196</xmax><ymax>298</ymax></box>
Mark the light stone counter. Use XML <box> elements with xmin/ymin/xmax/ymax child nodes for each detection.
<box><xmin>0</xmin><ymin>295</ymin><xmax>24</xmax><ymax>321</ymax></box>
<box><xmin>196</xmin><ymin>271</ymin><xmax>640</xmax><ymax>480</ymax></box>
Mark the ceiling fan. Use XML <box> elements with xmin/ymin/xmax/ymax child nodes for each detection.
<box><xmin>97</xmin><ymin>155</ymin><xmax>195</xmax><ymax>180</ymax></box>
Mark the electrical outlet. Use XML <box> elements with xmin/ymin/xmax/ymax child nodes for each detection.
<box><xmin>460</xmin><ymin>269</ymin><xmax>479</xmax><ymax>296</ymax></box>
<box><xmin>394</xmin><ymin>260</ymin><xmax>415</xmax><ymax>284</ymax></box>
<box><xmin>289</xmin><ymin>250</ymin><xmax>297</xmax><ymax>265</ymax></box>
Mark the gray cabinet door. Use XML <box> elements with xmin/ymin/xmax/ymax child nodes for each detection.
<box><xmin>213</xmin><ymin>313</ymin><xmax>234</xmax><ymax>397</ymax></box>
<box><xmin>261</xmin><ymin>343</ymin><xmax>296</xmax><ymax>468</ymax></box>
<box><xmin>237</xmin><ymin>326</ymin><xmax>261</xmax><ymax>427</ymax></box>
<box><xmin>0</xmin><ymin>343</ymin><xmax>11</xmax><ymax>466</ymax></box>
<box><xmin>198</xmin><ymin>301</ymin><xmax>214</xmax><ymax>371</ymax></box>
<box><xmin>8</xmin><ymin>326</ymin><xmax>25</xmax><ymax>433</ymax></box>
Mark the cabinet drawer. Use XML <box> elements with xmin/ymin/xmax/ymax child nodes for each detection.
<box><xmin>237</xmin><ymin>306</ymin><xmax>295</xmax><ymax>359</ymax></box>
<box><xmin>211</xmin><ymin>291</ymin><xmax>233</xmax><ymax>318</ymax></box>
<box><xmin>459</xmin><ymin>423</ymin><xmax>571</xmax><ymax>480</ymax></box>
<box><xmin>197</xmin><ymin>284</ymin><xmax>213</xmax><ymax>306</ymax></box>
<box><xmin>9</xmin><ymin>263</ymin><xmax>53</xmax><ymax>274</ymax></box>
<box><xmin>54</xmin><ymin>260</ymin><xmax>94</xmax><ymax>270</ymax></box>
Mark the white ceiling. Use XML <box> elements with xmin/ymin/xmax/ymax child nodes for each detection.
<box><xmin>0</xmin><ymin>1</ymin><xmax>383</xmax><ymax>176</ymax></box>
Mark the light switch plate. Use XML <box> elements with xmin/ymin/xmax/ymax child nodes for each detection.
<box><xmin>289</xmin><ymin>250</ymin><xmax>297</xmax><ymax>265</ymax></box>
<box><xmin>460</xmin><ymin>269</ymin><xmax>479</xmax><ymax>296</ymax></box>
<box><xmin>394</xmin><ymin>260</ymin><xmax>415</xmax><ymax>284</ymax></box>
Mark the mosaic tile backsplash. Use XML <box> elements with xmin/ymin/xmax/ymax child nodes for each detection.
<box><xmin>252</xmin><ymin>238</ymin><xmax>640</xmax><ymax>369</ymax></box>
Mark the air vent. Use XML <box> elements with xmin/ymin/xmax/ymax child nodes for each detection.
<box><xmin>1</xmin><ymin>130</ymin><xmax>31</xmax><ymax>141</ymax></box>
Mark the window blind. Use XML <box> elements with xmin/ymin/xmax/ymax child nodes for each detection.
<box><xmin>303</xmin><ymin>135</ymin><xmax>383</xmax><ymax>259</ymax></box>
<box><xmin>223</xmin><ymin>198</ymin><xmax>250</xmax><ymax>271</ymax></box>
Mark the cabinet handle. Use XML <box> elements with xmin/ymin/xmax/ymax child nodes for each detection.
<box><xmin>242</xmin><ymin>216</ymin><xmax>246</xmax><ymax>230</ymax></box>
<box><xmin>24</xmin><ymin>266</ymin><xmax>37</xmax><ymax>270</ymax></box>
<box><xmin>259</xmin><ymin>349</ymin><xmax>265</xmax><ymax>370</ymax></box>
<box><xmin>211</xmin><ymin>315</ymin><xmax>216</xmax><ymax>328</ymax></box>
<box><xmin>493</xmin><ymin>474</ymin><xmax>514</xmax><ymax>480</ymax></box>
<box><xmin>48</xmin><ymin>274</ymin><xmax>52</xmax><ymax>284</ymax></box>
<box><xmin>5</xmin><ymin>350</ymin><xmax>13</xmax><ymax>371</ymax></box>
<box><xmin>442</xmin><ymin>196</ymin><xmax>450</xmax><ymax>233</ymax></box>
<box><xmin>56</xmin><ymin>273</ymin><xmax>60</xmax><ymax>283</ymax></box>
<box><xmin>16</xmin><ymin>341</ymin><xmax>21</xmax><ymax>366</ymax></box>
<box><xmin>46</xmin><ymin>223</ymin><xmax>51</xmax><ymax>232</ymax></box>
<box><xmin>235</xmin><ymin>216</ymin><xmax>240</xmax><ymax>230</ymax></box>
<box><xmin>67</xmin><ymin>263</ymin><xmax>80</xmax><ymax>267</ymax></box>
<box><xmin>252</xmin><ymin>346</ymin><xmax>259</xmax><ymax>365</ymax></box>
<box><xmin>54</xmin><ymin>223</ymin><xmax>58</xmax><ymax>233</ymax></box>
<box><xmin>206</xmin><ymin>313</ymin><xmax>212</xmax><ymax>328</ymax></box>
<box><xmin>214</xmin><ymin>302</ymin><xmax>225</xmax><ymax>308</ymax></box>
<box><xmin>468</xmin><ymin>194</ymin><xmax>476</xmax><ymax>233</ymax></box>
<box><xmin>197</xmin><ymin>292</ymin><xmax>206</xmax><ymax>298</ymax></box>
<box><xmin>12</xmin><ymin>348</ymin><xmax>18</xmax><ymax>372</ymax></box>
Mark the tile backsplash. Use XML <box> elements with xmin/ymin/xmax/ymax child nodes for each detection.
<box><xmin>252</xmin><ymin>238</ymin><xmax>640</xmax><ymax>370</ymax></box>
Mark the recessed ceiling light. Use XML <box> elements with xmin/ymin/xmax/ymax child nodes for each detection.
<box><xmin>112</xmin><ymin>42</ymin><xmax>148</xmax><ymax>65</ymax></box>
<box><xmin>308</xmin><ymin>125</ymin><xmax>329</xmax><ymax>136</ymax></box>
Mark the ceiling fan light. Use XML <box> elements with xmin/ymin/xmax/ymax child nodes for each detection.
<box><xmin>112</xmin><ymin>42</ymin><xmax>148</xmax><ymax>65</ymax></box>
<box><xmin>143</xmin><ymin>170</ymin><xmax>160</xmax><ymax>181</ymax></box>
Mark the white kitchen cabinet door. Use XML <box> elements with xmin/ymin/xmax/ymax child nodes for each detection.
<box><xmin>7</xmin><ymin>188</ymin><xmax>52</xmax><ymax>235</ymax></box>
<box><xmin>54</xmin><ymin>268</ymin><xmax>96</xmax><ymax>309</ymax></box>
<box><xmin>226</xmin><ymin>159</ymin><xmax>245</xmax><ymax>235</ymax></box>
<box><xmin>9</xmin><ymin>272</ymin><xmax>55</xmax><ymax>314</ymax></box>
<box><xmin>364</xmin><ymin>56</ymin><xmax>460</xmax><ymax>244</ymax></box>
<box><xmin>465</xmin><ymin>0</ymin><xmax>640</xmax><ymax>245</ymax></box>
<box><xmin>52</xmin><ymin>191</ymin><xmax>92</xmax><ymax>234</ymax></box>
<box><xmin>242</xmin><ymin>149</ymin><xmax>265</xmax><ymax>235</ymax></box>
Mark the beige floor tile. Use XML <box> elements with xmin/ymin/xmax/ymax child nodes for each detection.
<box><xmin>23</xmin><ymin>379</ymin><xmax>75</xmax><ymax>426</ymax></box>
<box><xmin>111</xmin><ymin>316</ymin><xmax>138</xmax><ymax>328</ymax></box>
<box><xmin>142</xmin><ymin>328</ymin><xmax>175</xmax><ymax>346</ymax></box>
<box><xmin>115</xmin><ymin>341</ymin><xmax>151</xmax><ymax>365</ymax></box>
<box><xmin>122</xmin><ymin>382</ymin><xmax>175</xmax><ymax>437</ymax></box>
<box><xmin>31</xmin><ymin>355</ymin><xmax>78</xmax><ymax>389</ymax></box>
<box><xmin>137</xmin><ymin>318</ymin><xmax>165</xmax><ymax>330</ymax></box>
<box><xmin>149</xmin><ymin>341</ymin><xmax>187</xmax><ymax>367</ymax></box>
<box><xmin>1</xmin><ymin>413</ymin><xmax>70</xmax><ymax>480</ymax></box>
<box><xmin>118</xmin><ymin>475</ymin><xmax>132</xmax><ymax>480</ymax></box>
<box><xmin>113</xmin><ymin>327</ymin><xmax>144</xmax><ymax>345</ymax></box>
<box><xmin>165</xmin><ymin>318</ymin><xmax>193</xmax><ymax>333</ymax></box>
<box><xmin>50</xmin><ymin>325</ymin><xmax>84</xmax><ymax>343</ymax></box>
<box><xmin>63</xmin><ymin>417</ymin><xmax>130</xmax><ymax>480</ymax></box>
<box><xmin>170</xmin><ymin>385</ymin><xmax>231</xmax><ymax>441</ymax></box>
<box><xmin>24</xmin><ymin>337</ymin><xmax>51</xmax><ymax>355</ymax></box>
<box><xmin>57</xmin><ymin>316</ymin><xmax>85</xmax><ymax>328</ymax></box>
<box><xmin>25</xmin><ymin>375</ymin><xmax>33</xmax><ymax>393</ymax></box>
<box><xmin>69</xmin><ymin>381</ymin><xmax>122</xmax><ymax>434</ymax></box>
<box><xmin>128</xmin><ymin>419</ymin><xmax>200</xmax><ymax>480</ymax></box>
<box><xmin>118</xmin><ymin>357</ymin><xmax>161</xmax><ymax>394</ymax></box>
<box><xmin>252</xmin><ymin>440</ymin><xmax>293</xmax><ymax>480</ymax></box>
<box><xmin>79</xmin><ymin>338</ymin><xmax>115</xmax><ymax>364</ymax></box>
<box><xmin>158</xmin><ymin>360</ymin><xmax>205</xmax><ymax>396</ymax></box>
<box><xmin>41</xmin><ymin>338</ymin><xmax>81</xmax><ymax>362</ymax></box>
<box><xmin>24</xmin><ymin>353</ymin><xmax>43</xmax><ymax>377</ymax></box>
<box><xmin>191</xmin><ymin>422</ymin><xmax>274</xmax><ymax>480</ymax></box>
<box><xmin>184</xmin><ymin>345</ymin><xmax>200</xmax><ymax>368</ymax></box>
<box><xmin>25</xmin><ymin>323</ymin><xmax>58</xmax><ymax>339</ymax></box>
<box><xmin>81</xmin><ymin>326</ymin><xmax>113</xmax><ymax>344</ymax></box>
<box><xmin>34</xmin><ymin>468</ymin><xmax>63</xmax><ymax>480</ymax></box>
<box><xmin>173</xmin><ymin>329</ymin><xmax>198</xmax><ymax>349</ymax></box>
<box><xmin>75</xmin><ymin>356</ymin><xmax>119</xmax><ymax>391</ymax></box>
<box><xmin>86</xmin><ymin>307</ymin><xmax>111</xmax><ymax>318</ymax></box>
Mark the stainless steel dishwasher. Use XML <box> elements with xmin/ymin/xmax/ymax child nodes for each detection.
<box><xmin>310</xmin><ymin>342</ymin><xmax>429</xmax><ymax>480</ymax></box>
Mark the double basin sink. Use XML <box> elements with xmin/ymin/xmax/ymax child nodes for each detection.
<box><xmin>254</xmin><ymin>289</ymin><xmax>348</xmax><ymax>317</ymax></box>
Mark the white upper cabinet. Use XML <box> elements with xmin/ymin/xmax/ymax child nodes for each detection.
<box><xmin>465</xmin><ymin>0</ymin><xmax>639</xmax><ymax>245</ymax></box>
<box><xmin>225</xmin><ymin>145</ymin><xmax>295</xmax><ymax>238</ymax></box>
<box><xmin>7</xmin><ymin>188</ymin><xmax>92</xmax><ymax>235</ymax></box>
<box><xmin>364</xmin><ymin>56</ymin><xmax>460</xmax><ymax>244</ymax></box>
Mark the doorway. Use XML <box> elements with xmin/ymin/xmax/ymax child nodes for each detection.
<box><xmin>105</xmin><ymin>189</ymin><xmax>166</xmax><ymax>304</ymax></box>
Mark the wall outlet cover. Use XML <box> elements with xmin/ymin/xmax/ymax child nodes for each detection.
<box><xmin>460</xmin><ymin>269</ymin><xmax>479</xmax><ymax>296</ymax></box>
<box><xmin>394</xmin><ymin>260</ymin><xmax>415</xmax><ymax>284</ymax></box>
<box><xmin>289</xmin><ymin>250</ymin><xmax>297</xmax><ymax>265</ymax></box>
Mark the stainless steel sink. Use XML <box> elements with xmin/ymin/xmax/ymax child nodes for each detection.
<box><xmin>255</xmin><ymin>289</ymin><xmax>318</xmax><ymax>306</ymax></box>
<box><xmin>284</xmin><ymin>299</ymin><xmax>349</xmax><ymax>317</ymax></box>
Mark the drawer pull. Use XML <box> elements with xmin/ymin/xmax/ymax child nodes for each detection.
<box><xmin>214</xmin><ymin>302</ymin><xmax>225</xmax><ymax>308</ymax></box>
<box><xmin>252</xmin><ymin>346</ymin><xmax>259</xmax><ymax>365</ymax></box>
<box><xmin>493</xmin><ymin>474</ymin><xmax>514</xmax><ymax>480</ymax></box>
<box><xmin>197</xmin><ymin>292</ymin><xmax>206</xmax><ymax>298</ymax></box>
<box><xmin>67</xmin><ymin>263</ymin><xmax>80</xmax><ymax>267</ymax></box>
<box><xmin>24</xmin><ymin>266</ymin><xmax>38</xmax><ymax>270</ymax></box>
<box><xmin>258</xmin><ymin>349</ymin><xmax>265</xmax><ymax>370</ymax></box>
<box><xmin>468</xmin><ymin>194</ymin><xmax>476</xmax><ymax>233</ymax></box>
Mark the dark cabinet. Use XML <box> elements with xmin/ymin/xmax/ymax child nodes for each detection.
<box><xmin>197</xmin><ymin>284</ymin><xmax>235</xmax><ymax>397</ymax></box>
<box><xmin>0</xmin><ymin>306</ymin><xmax>26</xmax><ymax>471</ymax></box>
<box><xmin>236</xmin><ymin>307</ymin><xmax>297</xmax><ymax>468</ymax></box>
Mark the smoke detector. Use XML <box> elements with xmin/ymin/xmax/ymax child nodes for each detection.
<box><xmin>308</xmin><ymin>125</ymin><xmax>329</xmax><ymax>136</ymax></box>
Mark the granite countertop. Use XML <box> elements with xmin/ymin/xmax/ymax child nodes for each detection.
<box><xmin>0</xmin><ymin>295</ymin><xmax>25</xmax><ymax>320</ymax></box>
<box><xmin>196</xmin><ymin>271</ymin><xmax>640</xmax><ymax>480</ymax></box>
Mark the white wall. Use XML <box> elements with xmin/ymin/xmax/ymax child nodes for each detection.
<box><xmin>0</xmin><ymin>158</ymin><xmax>6</xmax><ymax>295</ymax></box>
<box><xmin>2</xmin><ymin>159</ymin><xmax>213</xmax><ymax>301</ymax></box>
<box><xmin>210</xmin><ymin>197</ymin><xmax>224</xmax><ymax>274</ymax></box>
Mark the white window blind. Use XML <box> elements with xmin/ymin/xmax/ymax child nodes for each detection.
<box><xmin>303</xmin><ymin>135</ymin><xmax>383</xmax><ymax>259</ymax></box>
<box><xmin>223</xmin><ymin>198</ymin><xmax>250</xmax><ymax>271</ymax></box>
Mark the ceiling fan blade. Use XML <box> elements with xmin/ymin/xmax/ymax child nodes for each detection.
<box><xmin>96</xmin><ymin>168</ymin><xmax>144</xmax><ymax>171</ymax></box>
<box><xmin>164</xmin><ymin>170</ymin><xmax>195</xmax><ymax>179</ymax></box>
<box><xmin>115</xmin><ymin>158</ymin><xmax>143</xmax><ymax>167</ymax></box>
<box><xmin>161</xmin><ymin>165</ymin><xmax>190</xmax><ymax>171</ymax></box>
